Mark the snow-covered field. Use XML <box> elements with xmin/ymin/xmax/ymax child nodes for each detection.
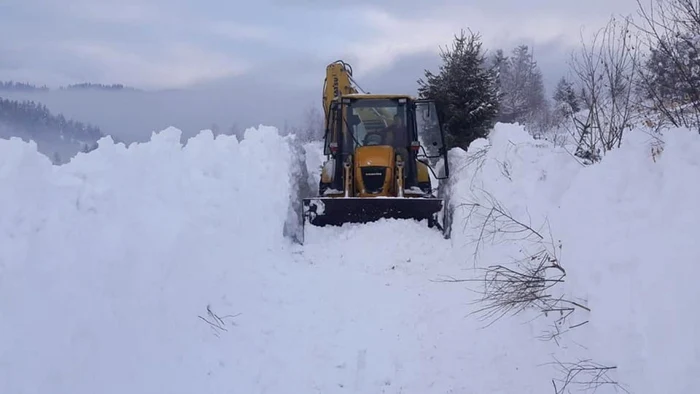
<box><xmin>0</xmin><ymin>122</ymin><xmax>698</xmax><ymax>393</ymax></box>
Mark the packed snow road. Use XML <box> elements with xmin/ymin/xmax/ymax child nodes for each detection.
<box><xmin>0</xmin><ymin>124</ymin><xmax>698</xmax><ymax>394</ymax></box>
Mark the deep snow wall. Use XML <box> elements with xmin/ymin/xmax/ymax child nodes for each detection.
<box><xmin>1</xmin><ymin>120</ymin><xmax>698</xmax><ymax>394</ymax></box>
<box><xmin>444</xmin><ymin>123</ymin><xmax>700</xmax><ymax>394</ymax></box>
<box><xmin>553</xmin><ymin>128</ymin><xmax>700</xmax><ymax>393</ymax></box>
<box><xmin>0</xmin><ymin>124</ymin><xmax>555</xmax><ymax>394</ymax></box>
<box><xmin>0</xmin><ymin>126</ymin><xmax>305</xmax><ymax>394</ymax></box>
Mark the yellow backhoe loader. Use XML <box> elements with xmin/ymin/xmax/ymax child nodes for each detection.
<box><xmin>302</xmin><ymin>60</ymin><xmax>450</xmax><ymax>231</ymax></box>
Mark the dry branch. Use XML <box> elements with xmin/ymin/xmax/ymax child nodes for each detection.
<box><xmin>441</xmin><ymin>190</ymin><xmax>595</xmax><ymax>332</ymax></box>
<box><xmin>198</xmin><ymin>304</ymin><xmax>241</xmax><ymax>337</ymax></box>
<box><xmin>569</xmin><ymin>15</ymin><xmax>641</xmax><ymax>162</ymax></box>
<box><xmin>550</xmin><ymin>357</ymin><xmax>629</xmax><ymax>394</ymax></box>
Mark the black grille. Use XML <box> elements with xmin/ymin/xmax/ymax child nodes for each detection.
<box><xmin>361</xmin><ymin>166</ymin><xmax>386</xmax><ymax>194</ymax></box>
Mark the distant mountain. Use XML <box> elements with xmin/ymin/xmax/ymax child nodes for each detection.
<box><xmin>0</xmin><ymin>96</ymin><xmax>104</xmax><ymax>164</ymax></box>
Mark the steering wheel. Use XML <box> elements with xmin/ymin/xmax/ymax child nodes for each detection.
<box><xmin>363</xmin><ymin>131</ymin><xmax>384</xmax><ymax>146</ymax></box>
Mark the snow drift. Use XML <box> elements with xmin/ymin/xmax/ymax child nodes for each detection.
<box><xmin>0</xmin><ymin>126</ymin><xmax>302</xmax><ymax>394</ymax></box>
<box><xmin>0</xmin><ymin>122</ymin><xmax>698</xmax><ymax>394</ymax></box>
<box><xmin>444</xmin><ymin>123</ymin><xmax>700</xmax><ymax>394</ymax></box>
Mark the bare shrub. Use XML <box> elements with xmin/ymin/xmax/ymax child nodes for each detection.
<box><xmin>569</xmin><ymin>15</ymin><xmax>641</xmax><ymax>162</ymax></box>
<box><xmin>441</xmin><ymin>189</ymin><xmax>589</xmax><ymax>329</ymax></box>
<box><xmin>438</xmin><ymin>190</ymin><xmax>619</xmax><ymax>392</ymax></box>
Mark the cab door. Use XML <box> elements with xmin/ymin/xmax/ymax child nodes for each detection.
<box><xmin>414</xmin><ymin>99</ymin><xmax>449</xmax><ymax>179</ymax></box>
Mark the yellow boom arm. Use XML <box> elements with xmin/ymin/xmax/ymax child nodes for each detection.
<box><xmin>322</xmin><ymin>60</ymin><xmax>358</xmax><ymax>120</ymax></box>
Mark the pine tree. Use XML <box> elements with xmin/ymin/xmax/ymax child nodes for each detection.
<box><xmin>634</xmin><ymin>0</ymin><xmax>700</xmax><ymax>130</ymax></box>
<box><xmin>497</xmin><ymin>45</ymin><xmax>547</xmax><ymax>124</ymax></box>
<box><xmin>525</xmin><ymin>64</ymin><xmax>547</xmax><ymax>116</ymax></box>
<box><xmin>417</xmin><ymin>30</ymin><xmax>499</xmax><ymax>150</ymax></box>
<box><xmin>490</xmin><ymin>49</ymin><xmax>509</xmax><ymax>105</ymax></box>
<box><xmin>300</xmin><ymin>105</ymin><xmax>324</xmax><ymax>143</ymax></box>
<box><xmin>643</xmin><ymin>35</ymin><xmax>700</xmax><ymax>106</ymax></box>
<box><xmin>0</xmin><ymin>97</ymin><xmax>103</xmax><ymax>143</ymax></box>
<box><xmin>210</xmin><ymin>123</ymin><xmax>221</xmax><ymax>136</ymax></box>
<box><xmin>552</xmin><ymin>76</ymin><xmax>580</xmax><ymax>117</ymax></box>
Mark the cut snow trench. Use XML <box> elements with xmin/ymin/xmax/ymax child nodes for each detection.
<box><xmin>0</xmin><ymin>123</ymin><xmax>698</xmax><ymax>394</ymax></box>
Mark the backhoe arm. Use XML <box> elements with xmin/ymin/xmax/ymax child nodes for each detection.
<box><xmin>323</xmin><ymin>60</ymin><xmax>358</xmax><ymax>120</ymax></box>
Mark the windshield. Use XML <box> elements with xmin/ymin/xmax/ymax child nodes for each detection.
<box><xmin>343</xmin><ymin>98</ymin><xmax>409</xmax><ymax>152</ymax></box>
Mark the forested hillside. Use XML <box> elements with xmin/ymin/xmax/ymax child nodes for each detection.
<box><xmin>0</xmin><ymin>95</ymin><xmax>103</xmax><ymax>164</ymax></box>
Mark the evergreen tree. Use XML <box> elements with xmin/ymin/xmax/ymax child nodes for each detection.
<box><xmin>210</xmin><ymin>123</ymin><xmax>221</xmax><ymax>136</ymax></box>
<box><xmin>633</xmin><ymin>0</ymin><xmax>700</xmax><ymax>130</ymax></box>
<box><xmin>61</xmin><ymin>83</ymin><xmax>137</xmax><ymax>91</ymax></box>
<box><xmin>643</xmin><ymin>35</ymin><xmax>700</xmax><ymax>105</ymax></box>
<box><xmin>490</xmin><ymin>49</ymin><xmax>509</xmax><ymax>104</ymax></box>
<box><xmin>302</xmin><ymin>105</ymin><xmax>324</xmax><ymax>143</ymax></box>
<box><xmin>0</xmin><ymin>97</ymin><xmax>103</xmax><ymax>141</ymax></box>
<box><xmin>0</xmin><ymin>81</ymin><xmax>49</xmax><ymax>91</ymax></box>
<box><xmin>229</xmin><ymin>123</ymin><xmax>245</xmax><ymax>141</ymax></box>
<box><xmin>497</xmin><ymin>45</ymin><xmax>547</xmax><ymax>124</ymax></box>
<box><xmin>552</xmin><ymin>76</ymin><xmax>580</xmax><ymax>117</ymax></box>
<box><xmin>417</xmin><ymin>30</ymin><xmax>499</xmax><ymax>150</ymax></box>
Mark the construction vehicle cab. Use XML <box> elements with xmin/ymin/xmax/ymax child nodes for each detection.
<box><xmin>302</xmin><ymin>60</ymin><xmax>450</xmax><ymax>231</ymax></box>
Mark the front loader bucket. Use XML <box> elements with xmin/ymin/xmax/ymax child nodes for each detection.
<box><xmin>302</xmin><ymin>197</ymin><xmax>443</xmax><ymax>227</ymax></box>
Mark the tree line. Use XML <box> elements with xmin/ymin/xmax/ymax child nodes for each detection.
<box><xmin>417</xmin><ymin>0</ymin><xmax>700</xmax><ymax>163</ymax></box>
<box><xmin>0</xmin><ymin>97</ymin><xmax>102</xmax><ymax>141</ymax></box>
<box><xmin>0</xmin><ymin>81</ymin><xmax>139</xmax><ymax>91</ymax></box>
<box><xmin>0</xmin><ymin>97</ymin><xmax>103</xmax><ymax>163</ymax></box>
<box><xmin>0</xmin><ymin>81</ymin><xmax>50</xmax><ymax>91</ymax></box>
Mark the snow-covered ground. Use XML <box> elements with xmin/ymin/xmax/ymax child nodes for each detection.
<box><xmin>0</xmin><ymin>122</ymin><xmax>698</xmax><ymax>393</ymax></box>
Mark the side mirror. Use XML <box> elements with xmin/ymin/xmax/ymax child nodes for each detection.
<box><xmin>410</xmin><ymin>141</ymin><xmax>421</xmax><ymax>153</ymax></box>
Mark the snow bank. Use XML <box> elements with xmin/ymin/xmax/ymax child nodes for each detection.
<box><xmin>1</xmin><ymin>120</ymin><xmax>697</xmax><ymax>394</ymax></box>
<box><xmin>444</xmin><ymin>122</ymin><xmax>582</xmax><ymax>267</ymax></box>
<box><xmin>0</xmin><ymin>124</ymin><xmax>551</xmax><ymax>394</ymax></box>
<box><xmin>0</xmin><ymin>126</ymin><xmax>301</xmax><ymax>394</ymax></box>
<box><xmin>446</xmin><ymin>122</ymin><xmax>700</xmax><ymax>393</ymax></box>
<box><xmin>303</xmin><ymin>140</ymin><xmax>324</xmax><ymax>196</ymax></box>
<box><xmin>554</xmin><ymin>128</ymin><xmax>700</xmax><ymax>393</ymax></box>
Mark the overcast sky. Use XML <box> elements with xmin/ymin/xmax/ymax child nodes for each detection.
<box><xmin>1</xmin><ymin>0</ymin><xmax>641</xmax><ymax>91</ymax></box>
<box><xmin>0</xmin><ymin>0</ymin><xmax>645</xmax><ymax>141</ymax></box>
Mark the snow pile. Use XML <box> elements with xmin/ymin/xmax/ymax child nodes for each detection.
<box><xmin>0</xmin><ymin>121</ymin><xmax>99</xmax><ymax>165</ymax></box>
<box><xmin>0</xmin><ymin>126</ymin><xmax>301</xmax><ymax>394</ymax></box>
<box><xmin>0</xmin><ymin>123</ymin><xmax>555</xmax><ymax>394</ymax></box>
<box><xmin>302</xmin><ymin>139</ymin><xmax>325</xmax><ymax>195</ymax></box>
<box><xmin>443</xmin><ymin>123</ymin><xmax>582</xmax><ymax>268</ymax></box>
<box><xmin>445</xmin><ymin>122</ymin><xmax>700</xmax><ymax>393</ymax></box>
<box><xmin>1</xmin><ymin>120</ymin><xmax>698</xmax><ymax>394</ymax></box>
<box><xmin>553</xmin><ymin>128</ymin><xmax>700</xmax><ymax>393</ymax></box>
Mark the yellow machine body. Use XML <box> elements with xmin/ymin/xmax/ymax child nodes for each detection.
<box><xmin>303</xmin><ymin>60</ymin><xmax>449</xmax><ymax>229</ymax></box>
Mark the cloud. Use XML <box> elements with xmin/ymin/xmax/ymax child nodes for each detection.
<box><xmin>59</xmin><ymin>41</ymin><xmax>250</xmax><ymax>89</ymax></box>
<box><xmin>0</xmin><ymin>0</ymin><xmax>641</xmax><ymax>92</ymax></box>
<box><xmin>207</xmin><ymin>22</ymin><xmax>277</xmax><ymax>43</ymax></box>
<box><xmin>341</xmin><ymin>8</ymin><xmax>456</xmax><ymax>75</ymax></box>
<box><xmin>65</xmin><ymin>1</ymin><xmax>165</xmax><ymax>24</ymax></box>
<box><xmin>0</xmin><ymin>0</ymin><xmax>261</xmax><ymax>88</ymax></box>
<box><xmin>340</xmin><ymin>3</ymin><xmax>633</xmax><ymax>78</ymax></box>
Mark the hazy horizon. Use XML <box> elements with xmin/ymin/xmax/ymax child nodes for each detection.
<box><xmin>1</xmin><ymin>0</ymin><xmax>641</xmax><ymax>143</ymax></box>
